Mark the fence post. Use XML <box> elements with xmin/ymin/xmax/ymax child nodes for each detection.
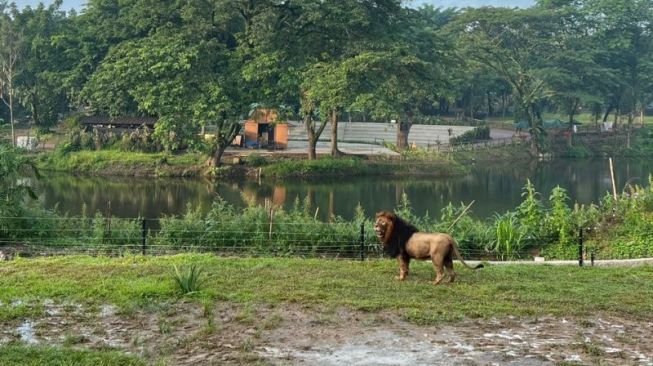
<box><xmin>359</xmin><ymin>222</ymin><xmax>365</xmax><ymax>261</ymax></box>
<box><xmin>141</xmin><ymin>219</ymin><xmax>147</xmax><ymax>256</ymax></box>
<box><xmin>591</xmin><ymin>250</ymin><xmax>595</xmax><ymax>266</ymax></box>
<box><xmin>578</xmin><ymin>226</ymin><xmax>583</xmax><ymax>267</ymax></box>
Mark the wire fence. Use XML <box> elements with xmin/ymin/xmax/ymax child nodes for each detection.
<box><xmin>1</xmin><ymin>217</ymin><xmax>649</xmax><ymax>265</ymax></box>
<box><xmin>0</xmin><ymin>216</ymin><xmax>382</xmax><ymax>260</ymax></box>
<box><xmin>0</xmin><ymin>216</ymin><xmax>497</xmax><ymax>260</ymax></box>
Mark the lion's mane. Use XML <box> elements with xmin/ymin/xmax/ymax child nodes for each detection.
<box><xmin>377</xmin><ymin>211</ymin><xmax>418</xmax><ymax>258</ymax></box>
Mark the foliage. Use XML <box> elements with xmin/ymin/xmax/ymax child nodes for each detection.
<box><xmin>244</xmin><ymin>154</ymin><xmax>268</xmax><ymax>167</ymax></box>
<box><xmin>261</xmin><ymin>157</ymin><xmax>375</xmax><ymax>179</ymax></box>
<box><xmin>172</xmin><ymin>264</ymin><xmax>204</xmax><ymax>295</ymax></box>
<box><xmin>0</xmin><ymin>144</ymin><xmax>38</xmax><ymax>239</ymax></box>
<box><xmin>449</xmin><ymin>125</ymin><xmax>491</xmax><ymax>145</ymax></box>
<box><xmin>490</xmin><ymin>212</ymin><xmax>525</xmax><ymax>260</ymax></box>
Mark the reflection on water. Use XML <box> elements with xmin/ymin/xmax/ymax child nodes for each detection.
<box><xmin>36</xmin><ymin>158</ymin><xmax>653</xmax><ymax>220</ymax></box>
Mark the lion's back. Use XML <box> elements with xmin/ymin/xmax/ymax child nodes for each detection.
<box><xmin>405</xmin><ymin>232</ymin><xmax>453</xmax><ymax>259</ymax></box>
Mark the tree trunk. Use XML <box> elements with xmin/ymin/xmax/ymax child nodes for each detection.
<box><xmin>527</xmin><ymin>105</ymin><xmax>540</xmax><ymax>156</ymax></box>
<box><xmin>304</xmin><ymin>111</ymin><xmax>328</xmax><ymax>160</ymax></box>
<box><xmin>330</xmin><ymin>109</ymin><xmax>342</xmax><ymax>157</ymax></box>
<box><xmin>9</xmin><ymin>91</ymin><xmax>15</xmax><ymax>147</ymax></box>
<box><xmin>209</xmin><ymin>144</ymin><xmax>227</xmax><ymax>167</ymax></box>
<box><xmin>487</xmin><ymin>92</ymin><xmax>493</xmax><ymax>117</ymax></box>
<box><xmin>307</xmin><ymin>136</ymin><xmax>317</xmax><ymax>160</ymax></box>
<box><xmin>602</xmin><ymin>105</ymin><xmax>614</xmax><ymax>123</ymax></box>
<box><xmin>627</xmin><ymin>112</ymin><xmax>633</xmax><ymax>149</ymax></box>
<box><xmin>396</xmin><ymin>121</ymin><xmax>412</xmax><ymax>150</ymax></box>
<box><xmin>567</xmin><ymin>99</ymin><xmax>578</xmax><ymax>148</ymax></box>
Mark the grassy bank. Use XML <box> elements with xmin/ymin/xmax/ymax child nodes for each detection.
<box><xmin>1</xmin><ymin>255</ymin><xmax>652</xmax><ymax>323</ymax></box>
<box><xmin>259</xmin><ymin>156</ymin><xmax>468</xmax><ymax>179</ymax></box>
<box><xmin>556</xmin><ymin>127</ymin><xmax>653</xmax><ymax>158</ymax></box>
<box><xmin>33</xmin><ymin>149</ymin><xmax>471</xmax><ymax>179</ymax></box>
<box><xmin>35</xmin><ymin>150</ymin><xmax>208</xmax><ymax>177</ymax></box>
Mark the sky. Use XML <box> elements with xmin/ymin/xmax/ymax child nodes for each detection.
<box><xmin>11</xmin><ymin>0</ymin><xmax>536</xmax><ymax>12</ymax></box>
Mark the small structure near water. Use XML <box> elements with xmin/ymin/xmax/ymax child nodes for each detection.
<box><xmin>243</xmin><ymin>109</ymin><xmax>288</xmax><ymax>149</ymax></box>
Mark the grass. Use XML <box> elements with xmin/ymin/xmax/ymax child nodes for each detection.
<box><xmin>260</xmin><ymin>156</ymin><xmax>468</xmax><ymax>179</ymax></box>
<box><xmin>0</xmin><ymin>254</ymin><xmax>652</xmax><ymax>323</ymax></box>
<box><xmin>0</xmin><ymin>344</ymin><xmax>144</xmax><ymax>366</ymax></box>
<box><xmin>35</xmin><ymin>150</ymin><xmax>207</xmax><ymax>177</ymax></box>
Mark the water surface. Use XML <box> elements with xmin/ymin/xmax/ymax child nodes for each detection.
<box><xmin>36</xmin><ymin>158</ymin><xmax>653</xmax><ymax>221</ymax></box>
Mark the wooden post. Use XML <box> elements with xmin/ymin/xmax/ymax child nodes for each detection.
<box><xmin>141</xmin><ymin>219</ymin><xmax>147</xmax><ymax>255</ymax></box>
<box><xmin>609</xmin><ymin>157</ymin><xmax>618</xmax><ymax>201</ymax></box>
<box><xmin>268</xmin><ymin>208</ymin><xmax>274</xmax><ymax>241</ymax></box>
<box><xmin>359</xmin><ymin>222</ymin><xmax>365</xmax><ymax>261</ymax></box>
<box><xmin>578</xmin><ymin>227</ymin><xmax>584</xmax><ymax>267</ymax></box>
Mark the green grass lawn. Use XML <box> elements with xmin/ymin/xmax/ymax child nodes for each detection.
<box><xmin>1</xmin><ymin>254</ymin><xmax>652</xmax><ymax>365</ymax></box>
<box><xmin>1</xmin><ymin>254</ymin><xmax>652</xmax><ymax>323</ymax></box>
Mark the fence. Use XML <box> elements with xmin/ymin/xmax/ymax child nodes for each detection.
<box><xmin>1</xmin><ymin>216</ymin><xmax>649</xmax><ymax>265</ymax></box>
<box><xmin>0</xmin><ymin>216</ymin><xmax>382</xmax><ymax>260</ymax></box>
<box><xmin>0</xmin><ymin>215</ymin><xmax>496</xmax><ymax>261</ymax></box>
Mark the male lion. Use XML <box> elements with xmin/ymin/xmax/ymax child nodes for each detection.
<box><xmin>374</xmin><ymin>211</ymin><xmax>483</xmax><ymax>284</ymax></box>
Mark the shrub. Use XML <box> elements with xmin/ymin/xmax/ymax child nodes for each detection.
<box><xmin>450</xmin><ymin>125</ymin><xmax>491</xmax><ymax>145</ymax></box>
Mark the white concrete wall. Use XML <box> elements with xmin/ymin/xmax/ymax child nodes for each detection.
<box><xmin>287</xmin><ymin>121</ymin><xmax>473</xmax><ymax>147</ymax></box>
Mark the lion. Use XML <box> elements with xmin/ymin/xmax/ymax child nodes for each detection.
<box><xmin>374</xmin><ymin>211</ymin><xmax>483</xmax><ymax>284</ymax></box>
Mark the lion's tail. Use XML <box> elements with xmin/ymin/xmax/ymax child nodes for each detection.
<box><xmin>451</xmin><ymin>239</ymin><xmax>483</xmax><ymax>270</ymax></box>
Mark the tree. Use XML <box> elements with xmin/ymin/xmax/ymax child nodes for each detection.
<box><xmin>82</xmin><ymin>2</ymin><xmax>245</xmax><ymax>166</ymax></box>
<box><xmin>352</xmin><ymin>7</ymin><xmax>452</xmax><ymax>150</ymax></box>
<box><xmin>0</xmin><ymin>144</ymin><xmax>37</xmax><ymax>237</ymax></box>
<box><xmin>0</xmin><ymin>6</ymin><xmax>22</xmax><ymax>146</ymax></box>
<box><xmin>7</xmin><ymin>2</ymin><xmax>77</xmax><ymax>130</ymax></box>
<box><xmin>450</xmin><ymin>7</ymin><xmax>563</xmax><ymax>155</ymax></box>
<box><xmin>238</xmin><ymin>0</ymin><xmax>403</xmax><ymax>159</ymax></box>
<box><xmin>583</xmin><ymin>0</ymin><xmax>653</xmax><ymax>148</ymax></box>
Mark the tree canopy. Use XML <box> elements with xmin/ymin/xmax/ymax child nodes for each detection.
<box><xmin>1</xmin><ymin>0</ymin><xmax>653</xmax><ymax>160</ymax></box>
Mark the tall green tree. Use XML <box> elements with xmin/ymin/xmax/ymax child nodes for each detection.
<box><xmin>0</xmin><ymin>3</ymin><xmax>22</xmax><ymax>146</ymax></box>
<box><xmin>82</xmin><ymin>1</ymin><xmax>245</xmax><ymax>165</ymax></box>
<box><xmin>239</xmin><ymin>0</ymin><xmax>403</xmax><ymax>158</ymax></box>
<box><xmin>449</xmin><ymin>7</ymin><xmax>564</xmax><ymax>154</ymax></box>
<box><xmin>583</xmin><ymin>0</ymin><xmax>653</xmax><ymax>147</ymax></box>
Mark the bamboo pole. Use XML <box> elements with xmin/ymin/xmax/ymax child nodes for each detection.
<box><xmin>609</xmin><ymin>157</ymin><xmax>618</xmax><ymax>201</ymax></box>
<box><xmin>448</xmin><ymin>200</ymin><xmax>475</xmax><ymax>232</ymax></box>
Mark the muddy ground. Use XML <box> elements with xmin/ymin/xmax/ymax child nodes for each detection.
<box><xmin>1</xmin><ymin>300</ymin><xmax>652</xmax><ymax>365</ymax></box>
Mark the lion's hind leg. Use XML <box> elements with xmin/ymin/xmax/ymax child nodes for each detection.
<box><xmin>444</xmin><ymin>260</ymin><xmax>456</xmax><ymax>283</ymax></box>
<box><xmin>443</xmin><ymin>246</ymin><xmax>456</xmax><ymax>283</ymax></box>
<box><xmin>431</xmin><ymin>254</ymin><xmax>445</xmax><ymax>285</ymax></box>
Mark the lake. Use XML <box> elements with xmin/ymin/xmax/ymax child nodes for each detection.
<box><xmin>36</xmin><ymin>158</ymin><xmax>653</xmax><ymax>221</ymax></box>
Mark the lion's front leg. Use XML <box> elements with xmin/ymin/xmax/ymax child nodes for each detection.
<box><xmin>395</xmin><ymin>256</ymin><xmax>410</xmax><ymax>281</ymax></box>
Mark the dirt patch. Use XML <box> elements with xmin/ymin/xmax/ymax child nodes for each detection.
<box><xmin>1</xmin><ymin>301</ymin><xmax>652</xmax><ymax>365</ymax></box>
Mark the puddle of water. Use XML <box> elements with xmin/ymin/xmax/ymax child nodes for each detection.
<box><xmin>17</xmin><ymin>321</ymin><xmax>37</xmax><ymax>344</ymax></box>
<box><xmin>100</xmin><ymin>304</ymin><xmax>117</xmax><ymax>317</ymax></box>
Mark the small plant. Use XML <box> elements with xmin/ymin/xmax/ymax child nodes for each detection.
<box><xmin>490</xmin><ymin>212</ymin><xmax>525</xmax><ymax>260</ymax></box>
<box><xmin>172</xmin><ymin>264</ymin><xmax>204</xmax><ymax>295</ymax></box>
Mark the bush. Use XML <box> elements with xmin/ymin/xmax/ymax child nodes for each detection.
<box><xmin>450</xmin><ymin>125</ymin><xmax>491</xmax><ymax>145</ymax></box>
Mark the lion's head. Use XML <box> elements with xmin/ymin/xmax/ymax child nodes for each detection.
<box><xmin>374</xmin><ymin>211</ymin><xmax>418</xmax><ymax>257</ymax></box>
